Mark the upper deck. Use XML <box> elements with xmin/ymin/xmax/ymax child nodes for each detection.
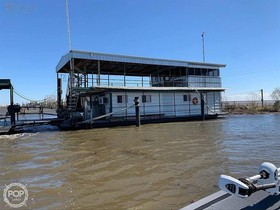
<box><xmin>56</xmin><ymin>50</ymin><xmax>226</xmax><ymax>89</ymax></box>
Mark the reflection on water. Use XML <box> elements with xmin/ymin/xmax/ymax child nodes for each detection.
<box><xmin>0</xmin><ymin>114</ymin><xmax>280</xmax><ymax>209</ymax></box>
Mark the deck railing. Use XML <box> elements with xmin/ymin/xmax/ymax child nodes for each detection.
<box><xmin>69</xmin><ymin>74</ymin><xmax>221</xmax><ymax>89</ymax></box>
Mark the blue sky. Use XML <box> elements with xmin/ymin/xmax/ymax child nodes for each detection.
<box><xmin>1</xmin><ymin>0</ymin><xmax>279</xmax><ymax>105</ymax></box>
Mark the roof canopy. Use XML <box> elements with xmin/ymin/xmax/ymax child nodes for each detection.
<box><xmin>56</xmin><ymin>50</ymin><xmax>226</xmax><ymax>77</ymax></box>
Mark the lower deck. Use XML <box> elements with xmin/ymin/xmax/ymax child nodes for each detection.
<box><xmin>60</xmin><ymin>113</ymin><xmax>222</xmax><ymax>130</ymax></box>
<box><xmin>80</xmin><ymin>89</ymin><xmax>222</xmax><ymax>122</ymax></box>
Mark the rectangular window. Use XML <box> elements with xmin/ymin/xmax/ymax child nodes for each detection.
<box><xmin>117</xmin><ymin>95</ymin><xmax>122</xmax><ymax>103</ymax></box>
<box><xmin>117</xmin><ymin>95</ymin><xmax>127</xmax><ymax>103</ymax></box>
<box><xmin>142</xmin><ymin>95</ymin><xmax>151</xmax><ymax>103</ymax></box>
<box><xmin>213</xmin><ymin>69</ymin><xmax>220</xmax><ymax>76</ymax></box>
<box><xmin>183</xmin><ymin>94</ymin><xmax>190</xmax><ymax>102</ymax></box>
<box><xmin>103</xmin><ymin>97</ymin><xmax>108</xmax><ymax>104</ymax></box>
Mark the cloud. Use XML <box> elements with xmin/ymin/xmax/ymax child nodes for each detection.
<box><xmin>4</xmin><ymin>3</ymin><xmax>14</xmax><ymax>11</ymax></box>
<box><xmin>3</xmin><ymin>2</ymin><xmax>34</xmax><ymax>13</ymax></box>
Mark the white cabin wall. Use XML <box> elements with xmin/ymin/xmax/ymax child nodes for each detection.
<box><xmin>175</xmin><ymin>92</ymin><xmax>191</xmax><ymax>117</ymax></box>
<box><xmin>111</xmin><ymin>91</ymin><xmax>161</xmax><ymax>117</ymax></box>
<box><xmin>86</xmin><ymin>91</ymin><xmax>222</xmax><ymax>119</ymax></box>
<box><xmin>110</xmin><ymin>91</ymin><xmax>204</xmax><ymax>117</ymax></box>
<box><xmin>161</xmin><ymin>92</ymin><xmax>175</xmax><ymax>116</ymax></box>
<box><xmin>111</xmin><ymin>92</ymin><xmax>134</xmax><ymax>117</ymax></box>
<box><xmin>141</xmin><ymin>92</ymin><xmax>160</xmax><ymax>115</ymax></box>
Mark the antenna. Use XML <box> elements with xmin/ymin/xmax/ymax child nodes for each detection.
<box><xmin>66</xmin><ymin>0</ymin><xmax>72</xmax><ymax>51</ymax></box>
<box><xmin>202</xmin><ymin>32</ymin><xmax>205</xmax><ymax>62</ymax></box>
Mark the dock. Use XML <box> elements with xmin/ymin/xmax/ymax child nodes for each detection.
<box><xmin>0</xmin><ymin>105</ymin><xmax>60</xmax><ymax>135</ymax></box>
<box><xmin>0</xmin><ymin>117</ymin><xmax>62</xmax><ymax>135</ymax></box>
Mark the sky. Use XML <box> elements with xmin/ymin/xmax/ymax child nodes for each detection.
<box><xmin>0</xmin><ymin>0</ymin><xmax>280</xmax><ymax>105</ymax></box>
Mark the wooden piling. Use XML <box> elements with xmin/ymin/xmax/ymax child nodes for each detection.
<box><xmin>134</xmin><ymin>97</ymin><xmax>141</xmax><ymax>127</ymax></box>
<box><xmin>200</xmin><ymin>93</ymin><xmax>205</xmax><ymax>121</ymax></box>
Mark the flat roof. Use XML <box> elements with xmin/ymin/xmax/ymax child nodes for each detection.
<box><xmin>56</xmin><ymin>50</ymin><xmax>226</xmax><ymax>76</ymax></box>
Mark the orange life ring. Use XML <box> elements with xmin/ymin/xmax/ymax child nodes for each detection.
<box><xmin>192</xmin><ymin>97</ymin><xmax>198</xmax><ymax>105</ymax></box>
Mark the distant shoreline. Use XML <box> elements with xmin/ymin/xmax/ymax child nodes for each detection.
<box><xmin>223</xmin><ymin>104</ymin><xmax>279</xmax><ymax>115</ymax></box>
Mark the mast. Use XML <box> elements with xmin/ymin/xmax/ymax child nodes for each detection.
<box><xmin>202</xmin><ymin>32</ymin><xmax>205</xmax><ymax>62</ymax></box>
<box><xmin>66</xmin><ymin>0</ymin><xmax>72</xmax><ymax>51</ymax></box>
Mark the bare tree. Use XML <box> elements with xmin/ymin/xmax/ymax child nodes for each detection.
<box><xmin>271</xmin><ymin>88</ymin><xmax>280</xmax><ymax>101</ymax></box>
<box><xmin>44</xmin><ymin>94</ymin><xmax>57</xmax><ymax>109</ymax></box>
<box><xmin>247</xmin><ymin>92</ymin><xmax>260</xmax><ymax>107</ymax></box>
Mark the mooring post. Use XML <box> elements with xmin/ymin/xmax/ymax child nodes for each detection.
<box><xmin>261</xmin><ymin>89</ymin><xmax>264</xmax><ymax>108</ymax></box>
<box><xmin>134</xmin><ymin>97</ymin><xmax>140</xmax><ymax>127</ymax></box>
<box><xmin>10</xmin><ymin>86</ymin><xmax>15</xmax><ymax>126</ymax></box>
<box><xmin>200</xmin><ymin>93</ymin><xmax>205</xmax><ymax>121</ymax></box>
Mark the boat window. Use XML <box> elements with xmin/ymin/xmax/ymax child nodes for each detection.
<box><xmin>117</xmin><ymin>95</ymin><xmax>127</xmax><ymax>103</ymax></box>
<box><xmin>183</xmin><ymin>94</ymin><xmax>190</xmax><ymax>102</ymax></box>
<box><xmin>142</xmin><ymin>95</ymin><xmax>151</xmax><ymax>103</ymax></box>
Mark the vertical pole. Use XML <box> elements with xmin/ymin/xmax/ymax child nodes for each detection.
<box><xmin>57</xmin><ymin>77</ymin><xmax>62</xmax><ymax>110</ymax></box>
<box><xmin>108</xmin><ymin>74</ymin><xmax>110</xmax><ymax>86</ymax></box>
<box><xmin>202</xmin><ymin>32</ymin><xmax>205</xmax><ymax>62</ymax></box>
<box><xmin>125</xmin><ymin>91</ymin><xmax>128</xmax><ymax>120</ymax></box>
<box><xmin>66</xmin><ymin>0</ymin><xmax>72</xmax><ymax>51</ymax></box>
<box><xmin>124</xmin><ymin>64</ymin><xmax>126</xmax><ymax>86</ymax></box>
<box><xmin>157</xmin><ymin>65</ymin><xmax>160</xmax><ymax>87</ymax></box>
<box><xmin>10</xmin><ymin>85</ymin><xmax>14</xmax><ymax>106</ymax></box>
<box><xmin>82</xmin><ymin>66</ymin><xmax>86</xmax><ymax>87</ymax></box>
<box><xmin>134</xmin><ymin>97</ymin><xmax>140</xmax><ymax>127</ymax></box>
<box><xmin>201</xmin><ymin>93</ymin><xmax>205</xmax><ymax>121</ymax></box>
<box><xmin>69</xmin><ymin>57</ymin><xmax>74</xmax><ymax>118</ymax></box>
<box><xmin>92</xmin><ymin>70</ymin><xmax>93</xmax><ymax>87</ymax></box>
<box><xmin>159</xmin><ymin>92</ymin><xmax>161</xmax><ymax>118</ymax></box>
<box><xmin>261</xmin><ymin>89</ymin><xmax>264</xmax><ymax>108</ymax></box>
<box><xmin>97</xmin><ymin>60</ymin><xmax>101</xmax><ymax>86</ymax></box>
<box><xmin>10</xmin><ymin>85</ymin><xmax>15</xmax><ymax>126</ymax></box>
<box><xmin>189</xmin><ymin>93</ymin><xmax>191</xmax><ymax>116</ymax></box>
<box><xmin>173</xmin><ymin>92</ymin><xmax>176</xmax><ymax>116</ymax></box>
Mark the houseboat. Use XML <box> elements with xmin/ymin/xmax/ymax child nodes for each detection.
<box><xmin>56</xmin><ymin>50</ymin><xmax>226</xmax><ymax>128</ymax></box>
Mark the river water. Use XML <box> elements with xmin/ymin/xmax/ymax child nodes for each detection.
<box><xmin>0</xmin><ymin>114</ymin><xmax>280</xmax><ymax>210</ymax></box>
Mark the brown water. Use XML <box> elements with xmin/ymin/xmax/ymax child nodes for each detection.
<box><xmin>1</xmin><ymin>114</ymin><xmax>280</xmax><ymax>210</ymax></box>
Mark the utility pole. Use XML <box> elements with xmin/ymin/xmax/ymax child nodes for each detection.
<box><xmin>202</xmin><ymin>32</ymin><xmax>205</xmax><ymax>62</ymax></box>
<box><xmin>261</xmin><ymin>89</ymin><xmax>264</xmax><ymax>107</ymax></box>
<box><xmin>66</xmin><ymin>0</ymin><xmax>74</xmax><ymax>119</ymax></box>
